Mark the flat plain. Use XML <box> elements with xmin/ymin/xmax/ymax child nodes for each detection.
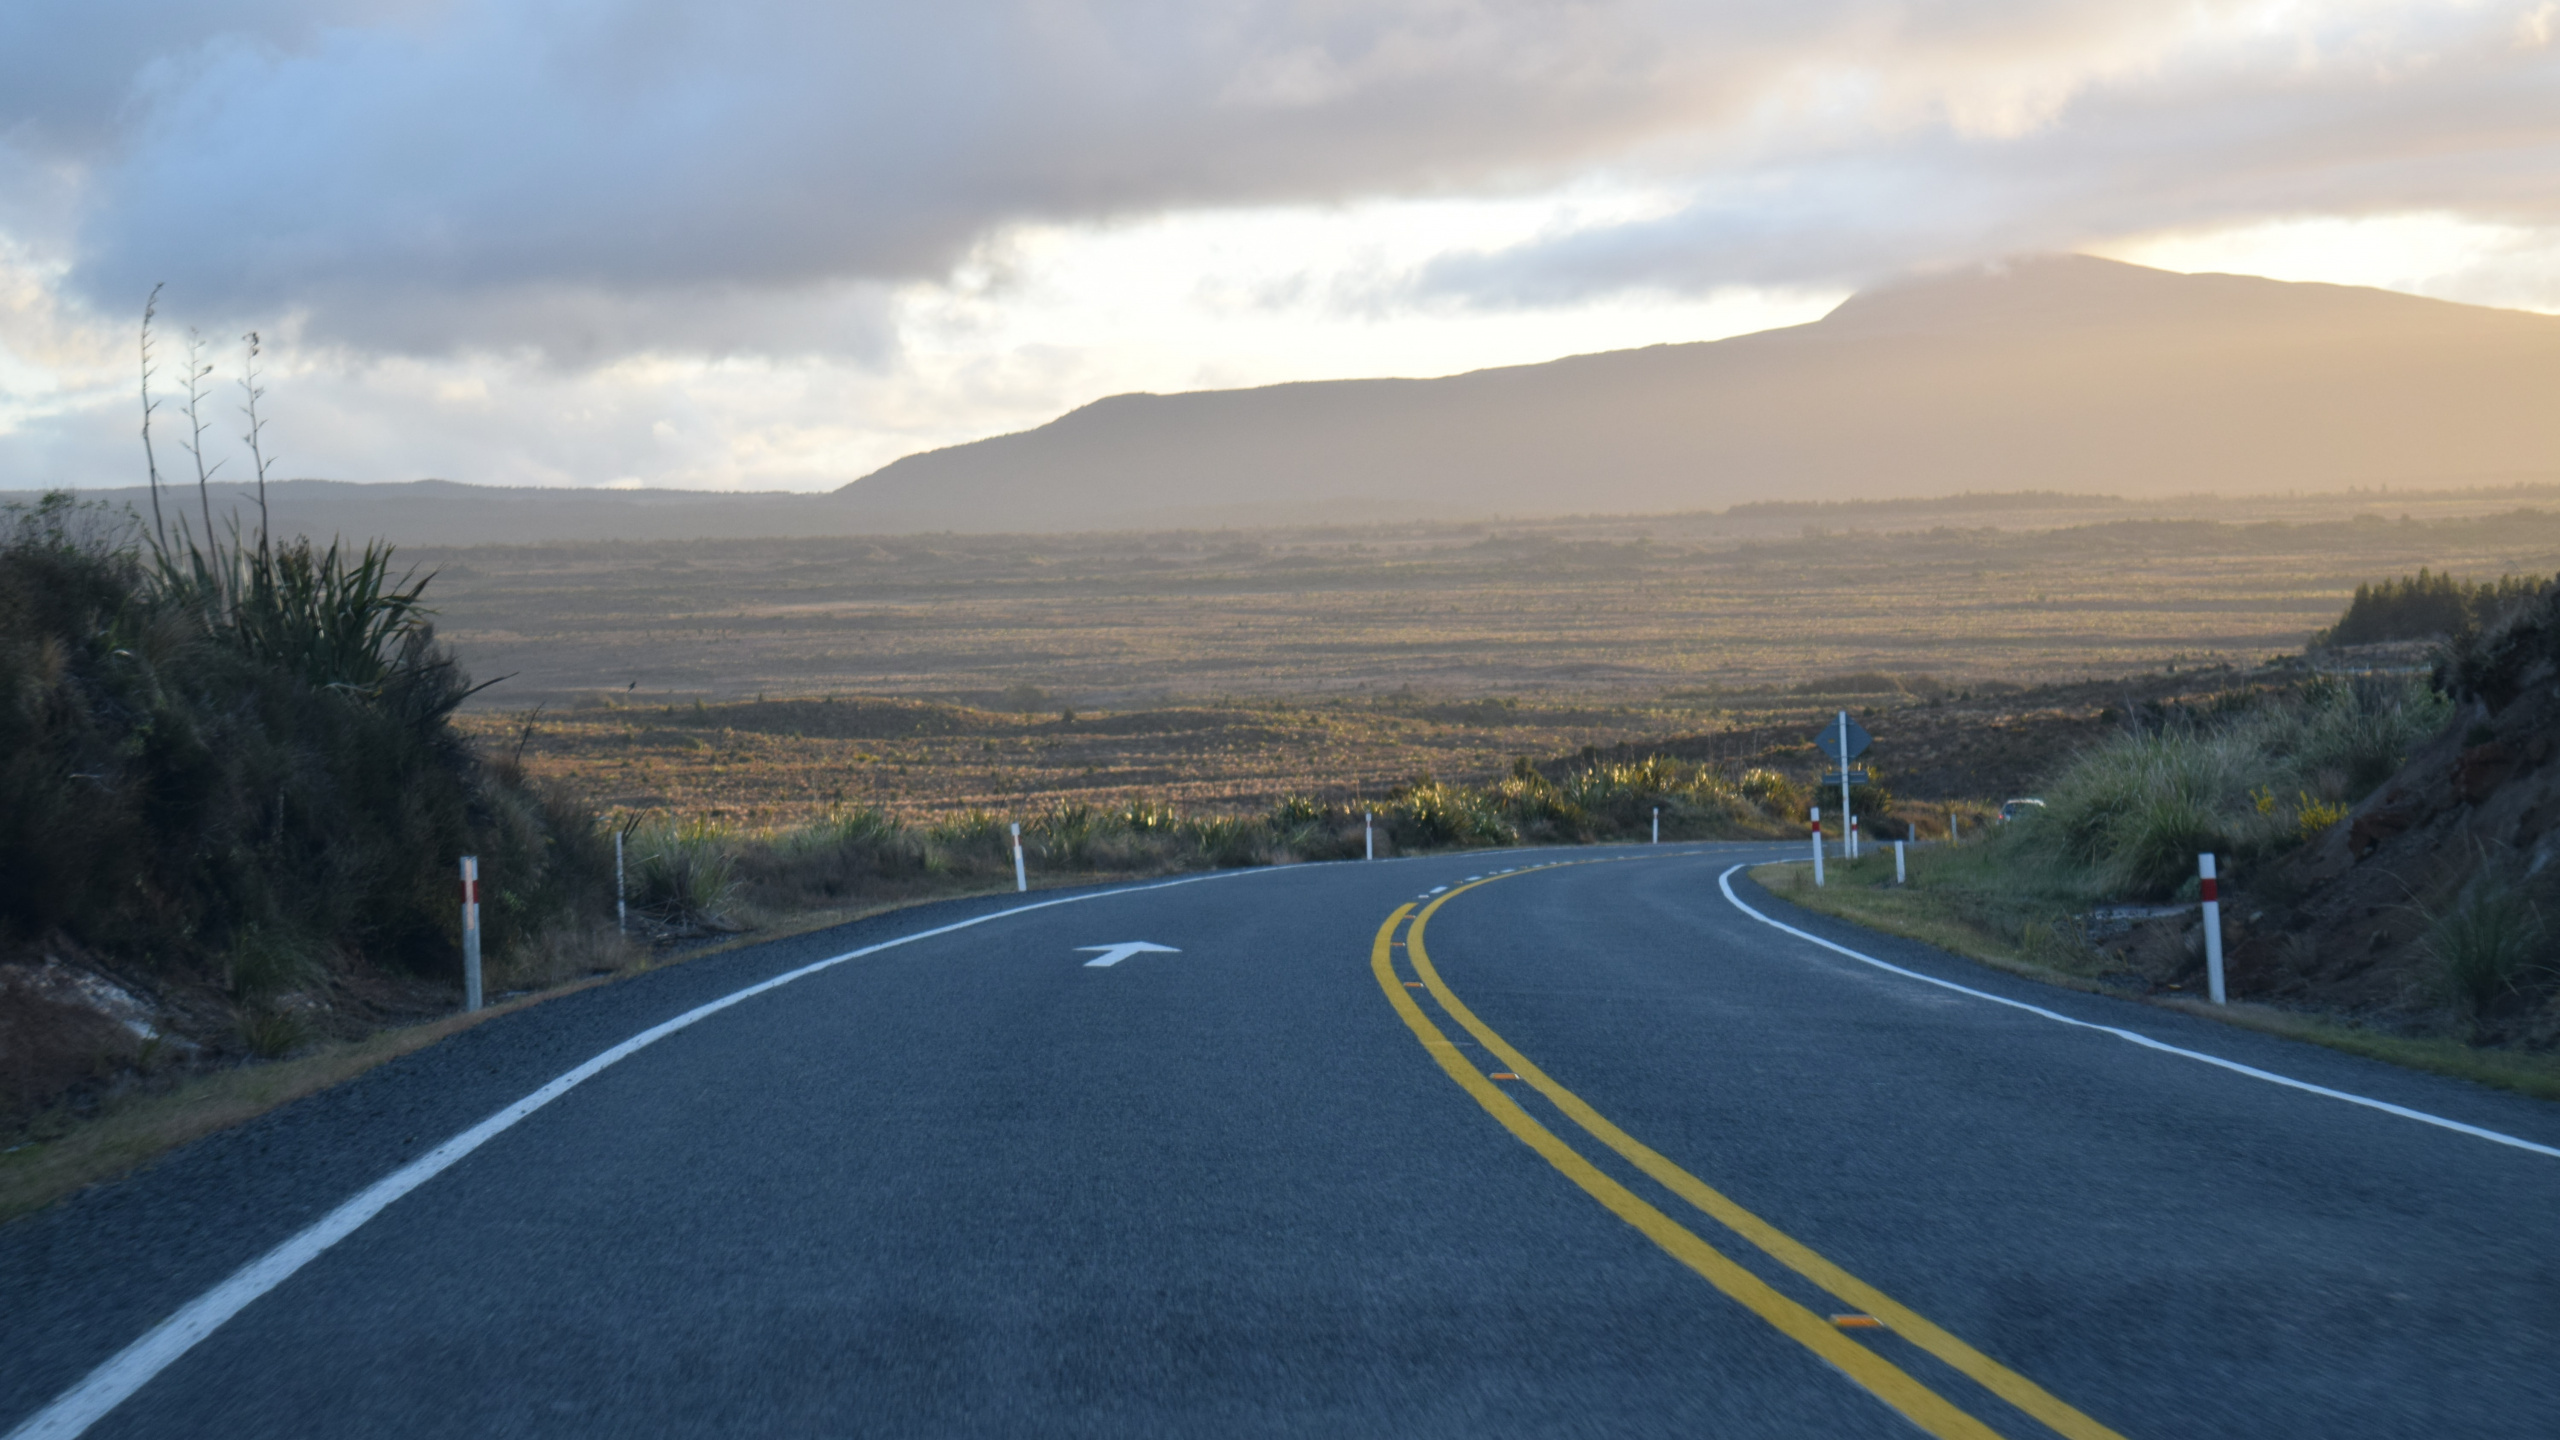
<box><xmin>435</xmin><ymin>489</ymin><xmax>2560</xmax><ymax>824</ymax></box>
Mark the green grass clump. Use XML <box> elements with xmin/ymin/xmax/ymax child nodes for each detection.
<box><xmin>2028</xmin><ymin>673</ymin><xmax>2448</xmax><ymax>897</ymax></box>
<box><xmin>628</xmin><ymin>819</ymin><xmax>742</xmax><ymax>931</ymax></box>
<box><xmin>2425</xmin><ymin>863</ymin><xmax>2549</xmax><ymax>1019</ymax></box>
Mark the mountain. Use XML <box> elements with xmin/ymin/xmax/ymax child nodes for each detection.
<box><xmin>837</xmin><ymin>255</ymin><xmax>2560</xmax><ymax>532</ymax></box>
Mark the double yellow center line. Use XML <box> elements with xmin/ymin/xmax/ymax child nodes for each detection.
<box><xmin>1371</xmin><ymin>867</ymin><xmax>2128</xmax><ymax>1440</ymax></box>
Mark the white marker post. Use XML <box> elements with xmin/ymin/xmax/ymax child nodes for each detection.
<box><xmin>1651</xmin><ymin>806</ymin><xmax>1660</xmax><ymax>844</ymax></box>
<box><xmin>1895</xmin><ymin>839</ymin><xmax>1906</xmax><ymax>885</ymax></box>
<box><xmin>614</xmin><ymin>829</ymin><xmax>627</xmax><ymax>935</ymax></box>
<box><xmin>1810</xmin><ymin>806</ymin><xmax>1825</xmax><ymax>887</ymax></box>
<box><xmin>1949</xmin><ymin>809</ymin><xmax>1961</xmax><ymax>846</ymax></box>
<box><xmin>1011</xmin><ymin>822</ymin><xmax>1028</xmax><ymax>893</ymax></box>
<box><xmin>459</xmin><ymin>855</ymin><xmax>482</xmax><ymax>1012</ymax></box>
<box><xmin>1849</xmin><ymin>813</ymin><xmax>1860</xmax><ymax>860</ymax></box>
<box><xmin>2200</xmin><ymin>852</ymin><xmax>2226</xmax><ymax>1005</ymax></box>
<box><xmin>1365</xmin><ymin>811</ymin><xmax>1374</xmax><ymax>861</ymax></box>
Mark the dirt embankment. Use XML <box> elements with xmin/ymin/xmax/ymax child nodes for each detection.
<box><xmin>2221</xmin><ymin>650</ymin><xmax>2560</xmax><ymax>1043</ymax></box>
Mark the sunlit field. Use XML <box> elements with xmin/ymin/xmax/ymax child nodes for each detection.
<box><xmin>425</xmin><ymin>491</ymin><xmax>2560</xmax><ymax>712</ymax></box>
<box><xmin>435</xmin><ymin>492</ymin><xmax>2560</xmax><ymax>825</ymax></box>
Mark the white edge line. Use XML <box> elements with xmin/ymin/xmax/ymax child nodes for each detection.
<box><xmin>1715</xmin><ymin>864</ymin><xmax>2560</xmax><ymax>1163</ymax></box>
<box><xmin>5</xmin><ymin>866</ymin><xmax>1267</xmax><ymax>1440</ymax></box>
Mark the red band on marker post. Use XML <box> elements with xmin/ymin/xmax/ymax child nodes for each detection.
<box><xmin>2199</xmin><ymin>878</ymin><xmax>2217</xmax><ymax>902</ymax></box>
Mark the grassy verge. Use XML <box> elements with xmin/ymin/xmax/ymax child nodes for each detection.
<box><xmin>1747</xmin><ymin>852</ymin><xmax>2560</xmax><ymax>1103</ymax></box>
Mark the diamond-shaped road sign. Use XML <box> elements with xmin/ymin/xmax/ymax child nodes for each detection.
<box><xmin>1812</xmin><ymin>716</ymin><xmax>1873</xmax><ymax>763</ymax></box>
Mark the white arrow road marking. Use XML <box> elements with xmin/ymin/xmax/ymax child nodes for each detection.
<box><xmin>1076</xmin><ymin>942</ymin><xmax>1181</xmax><ymax>968</ymax></box>
<box><xmin>2</xmin><ymin>870</ymin><xmax>1269</xmax><ymax>1440</ymax></box>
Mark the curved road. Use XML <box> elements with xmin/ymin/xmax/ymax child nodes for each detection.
<box><xmin>6</xmin><ymin>843</ymin><xmax>2557</xmax><ymax>1436</ymax></box>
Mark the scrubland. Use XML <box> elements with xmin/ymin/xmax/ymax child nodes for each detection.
<box><xmin>419</xmin><ymin>490</ymin><xmax>2560</xmax><ymax>707</ymax></box>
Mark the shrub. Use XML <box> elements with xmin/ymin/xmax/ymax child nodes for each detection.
<box><xmin>629</xmin><ymin>819</ymin><xmax>740</xmax><ymax>930</ymax></box>
<box><xmin>1392</xmin><ymin>780</ymin><xmax>1515</xmax><ymax>849</ymax></box>
<box><xmin>0</xmin><ymin>493</ymin><xmax>609</xmax><ymax>1003</ymax></box>
<box><xmin>1736</xmin><ymin>767</ymin><xmax>1802</xmax><ymax>814</ymax></box>
<box><xmin>2034</xmin><ymin>672</ymin><xmax>2446</xmax><ymax>897</ymax></box>
<box><xmin>2426</xmin><ymin>865</ymin><xmax>2547</xmax><ymax>1017</ymax></box>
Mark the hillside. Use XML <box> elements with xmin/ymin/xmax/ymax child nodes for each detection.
<box><xmin>840</xmin><ymin>255</ymin><xmax>2560</xmax><ymax>532</ymax></box>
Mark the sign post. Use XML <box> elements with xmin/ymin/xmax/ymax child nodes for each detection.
<box><xmin>459</xmin><ymin>855</ymin><xmax>482</xmax><ymax>1012</ymax></box>
<box><xmin>1837</xmin><ymin>712</ymin><xmax>1855</xmax><ymax>857</ymax></box>
<box><xmin>2200</xmin><ymin>853</ymin><xmax>2226</xmax><ymax>1004</ymax></box>
<box><xmin>1813</xmin><ymin>712</ymin><xmax>1874</xmax><ymax>865</ymax></box>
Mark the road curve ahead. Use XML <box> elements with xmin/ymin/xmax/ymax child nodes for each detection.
<box><xmin>6</xmin><ymin>844</ymin><xmax>2557</xmax><ymax>1437</ymax></box>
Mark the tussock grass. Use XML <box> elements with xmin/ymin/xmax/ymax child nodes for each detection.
<box><xmin>2038</xmin><ymin>674</ymin><xmax>2448</xmax><ymax>897</ymax></box>
<box><xmin>2425</xmin><ymin>860</ymin><xmax>2549</xmax><ymax>1019</ymax></box>
<box><xmin>664</xmin><ymin>753</ymin><xmax>1800</xmax><ymax>923</ymax></box>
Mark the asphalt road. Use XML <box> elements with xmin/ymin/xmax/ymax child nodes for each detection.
<box><xmin>6</xmin><ymin>843</ymin><xmax>2558</xmax><ymax>1437</ymax></box>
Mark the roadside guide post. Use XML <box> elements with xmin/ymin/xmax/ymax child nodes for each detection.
<box><xmin>460</xmin><ymin>855</ymin><xmax>482</xmax><ymax>1012</ymax></box>
<box><xmin>1849</xmin><ymin>812</ymin><xmax>1860</xmax><ymax>860</ymax></box>
<box><xmin>1810</xmin><ymin>807</ymin><xmax>1825</xmax><ymax>886</ymax></box>
<box><xmin>1365</xmin><ymin>810</ymin><xmax>1374</xmax><ymax>861</ymax></box>
<box><xmin>1949</xmin><ymin>808</ymin><xmax>1960</xmax><ymax>845</ymax></box>
<box><xmin>2200</xmin><ymin>852</ymin><xmax>2226</xmax><ymax>1004</ymax></box>
<box><xmin>1011</xmin><ymin>822</ymin><xmax>1027</xmax><ymax>893</ymax></box>
<box><xmin>614</xmin><ymin>829</ymin><xmax>627</xmax><ymax>935</ymax></box>
<box><xmin>1895</xmin><ymin>839</ymin><xmax>1907</xmax><ymax>885</ymax></box>
<box><xmin>1652</xmin><ymin>807</ymin><xmax>1660</xmax><ymax>844</ymax></box>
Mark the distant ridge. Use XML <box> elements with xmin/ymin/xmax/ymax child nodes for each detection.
<box><xmin>838</xmin><ymin>255</ymin><xmax>2560</xmax><ymax>533</ymax></box>
<box><xmin>0</xmin><ymin>478</ymin><xmax>867</xmax><ymax>547</ymax></box>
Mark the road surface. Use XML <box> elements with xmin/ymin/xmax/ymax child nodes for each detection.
<box><xmin>5</xmin><ymin>843</ymin><xmax>2557</xmax><ymax>1436</ymax></box>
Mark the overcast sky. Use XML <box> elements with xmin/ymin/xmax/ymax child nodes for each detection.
<box><xmin>5</xmin><ymin>0</ymin><xmax>2558</xmax><ymax>492</ymax></box>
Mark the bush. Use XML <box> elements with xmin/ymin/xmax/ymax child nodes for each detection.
<box><xmin>0</xmin><ymin>493</ymin><xmax>609</xmax><ymax>1004</ymax></box>
<box><xmin>2426</xmin><ymin>865</ymin><xmax>2547</xmax><ymax>1018</ymax></box>
<box><xmin>628</xmin><ymin>819</ymin><xmax>741</xmax><ymax>931</ymax></box>
<box><xmin>2033</xmin><ymin>673</ymin><xmax>2448</xmax><ymax>897</ymax></box>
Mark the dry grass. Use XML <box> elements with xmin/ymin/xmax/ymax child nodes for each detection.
<box><xmin>457</xmin><ymin>694</ymin><xmax>1791</xmax><ymax>827</ymax></box>
<box><xmin>416</xmin><ymin>494</ymin><xmax>2560</xmax><ymax>712</ymax></box>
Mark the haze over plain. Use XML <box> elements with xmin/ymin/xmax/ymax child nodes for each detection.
<box><xmin>5</xmin><ymin>2</ymin><xmax>2560</xmax><ymax>500</ymax></box>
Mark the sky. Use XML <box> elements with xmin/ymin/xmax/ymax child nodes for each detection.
<box><xmin>4</xmin><ymin>1</ymin><xmax>2558</xmax><ymax>493</ymax></box>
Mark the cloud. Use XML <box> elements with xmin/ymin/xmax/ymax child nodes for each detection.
<box><xmin>8</xmin><ymin>1</ymin><xmax>2560</xmax><ymax>493</ymax></box>
<box><xmin>37</xmin><ymin>1</ymin><xmax>2509</xmax><ymax>358</ymax></box>
<box><xmin>21</xmin><ymin>0</ymin><xmax>1756</xmax><ymax>355</ymax></box>
<box><xmin>1419</xmin><ymin>4</ymin><xmax>2560</xmax><ymax>306</ymax></box>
